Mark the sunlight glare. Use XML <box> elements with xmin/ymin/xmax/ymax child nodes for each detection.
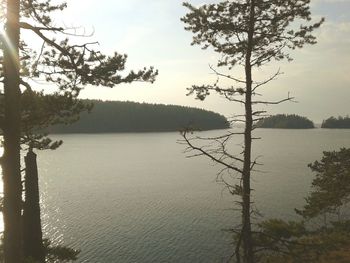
<box><xmin>0</xmin><ymin>23</ymin><xmax>20</xmax><ymax>70</ymax></box>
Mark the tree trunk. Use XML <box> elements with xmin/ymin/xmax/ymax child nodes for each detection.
<box><xmin>2</xmin><ymin>0</ymin><xmax>22</xmax><ymax>262</ymax></box>
<box><xmin>23</xmin><ymin>149</ymin><xmax>45</xmax><ymax>262</ymax></box>
<box><xmin>242</xmin><ymin>1</ymin><xmax>255</xmax><ymax>263</ymax></box>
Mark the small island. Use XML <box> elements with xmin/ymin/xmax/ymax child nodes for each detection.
<box><xmin>256</xmin><ymin>114</ymin><xmax>315</xmax><ymax>129</ymax></box>
<box><xmin>49</xmin><ymin>100</ymin><xmax>230</xmax><ymax>133</ymax></box>
<box><xmin>321</xmin><ymin>116</ymin><xmax>350</xmax><ymax>129</ymax></box>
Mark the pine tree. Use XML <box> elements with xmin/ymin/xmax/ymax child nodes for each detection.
<box><xmin>296</xmin><ymin>148</ymin><xmax>350</xmax><ymax>221</ymax></box>
<box><xmin>181</xmin><ymin>1</ymin><xmax>323</xmax><ymax>262</ymax></box>
<box><xmin>256</xmin><ymin>148</ymin><xmax>350</xmax><ymax>263</ymax></box>
<box><xmin>0</xmin><ymin>1</ymin><xmax>158</xmax><ymax>262</ymax></box>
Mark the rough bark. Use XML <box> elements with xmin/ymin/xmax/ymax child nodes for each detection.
<box><xmin>2</xmin><ymin>0</ymin><xmax>22</xmax><ymax>262</ymax></box>
<box><xmin>23</xmin><ymin>149</ymin><xmax>45</xmax><ymax>262</ymax></box>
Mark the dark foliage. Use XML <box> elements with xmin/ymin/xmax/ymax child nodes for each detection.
<box><xmin>256</xmin><ymin>219</ymin><xmax>350</xmax><ymax>263</ymax></box>
<box><xmin>322</xmin><ymin>116</ymin><xmax>350</xmax><ymax>129</ymax></box>
<box><xmin>256</xmin><ymin>148</ymin><xmax>350</xmax><ymax>263</ymax></box>
<box><xmin>0</xmin><ymin>90</ymin><xmax>92</xmax><ymax>149</ymax></box>
<box><xmin>256</xmin><ymin>114</ymin><xmax>314</xmax><ymax>129</ymax></box>
<box><xmin>296</xmin><ymin>148</ymin><xmax>350</xmax><ymax>219</ymax></box>
<box><xmin>181</xmin><ymin>1</ymin><xmax>324</xmax><ymax>70</ymax></box>
<box><xmin>48</xmin><ymin>100</ymin><xmax>230</xmax><ymax>133</ymax></box>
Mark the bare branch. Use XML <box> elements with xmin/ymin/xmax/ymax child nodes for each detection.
<box><xmin>181</xmin><ymin>131</ymin><xmax>243</xmax><ymax>174</ymax></box>
<box><xmin>252</xmin><ymin>93</ymin><xmax>296</xmax><ymax>105</ymax></box>
<box><xmin>20</xmin><ymin>79</ymin><xmax>32</xmax><ymax>92</ymax></box>
<box><xmin>19</xmin><ymin>22</ymin><xmax>78</xmax><ymax>72</ymax></box>
<box><xmin>252</xmin><ymin>69</ymin><xmax>283</xmax><ymax>92</ymax></box>
<box><xmin>209</xmin><ymin>65</ymin><xmax>246</xmax><ymax>84</ymax></box>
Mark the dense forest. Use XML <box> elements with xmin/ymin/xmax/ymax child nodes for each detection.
<box><xmin>321</xmin><ymin>116</ymin><xmax>350</xmax><ymax>128</ymax></box>
<box><xmin>47</xmin><ymin>100</ymin><xmax>230</xmax><ymax>133</ymax></box>
<box><xmin>256</xmin><ymin>114</ymin><xmax>315</xmax><ymax>129</ymax></box>
<box><xmin>1</xmin><ymin>1</ymin><xmax>347</xmax><ymax>263</ymax></box>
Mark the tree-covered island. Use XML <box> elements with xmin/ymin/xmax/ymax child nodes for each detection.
<box><xmin>256</xmin><ymin>114</ymin><xmax>315</xmax><ymax>129</ymax></box>
<box><xmin>321</xmin><ymin>116</ymin><xmax>350</xmax><ymax>129</ymax></box>
<box><xmin>48</xmin><ymin>100</ymin><xmax>230</xmax><ymax>133</ymax></box>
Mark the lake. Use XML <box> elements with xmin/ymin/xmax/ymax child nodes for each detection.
<box><xmin>33</xmin><ymin>129</ymin><xmax>350</xmax><ymax>262</ymax></box>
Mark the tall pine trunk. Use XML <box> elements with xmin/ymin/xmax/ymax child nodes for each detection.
<box><xmin>2</xmin><ymin>0</ymin><xmax>22</xmax><ymax>262</ymax></box>
<box><xmin>242</xmin><ymin>1</ymin><xmax>255</xmax><ymax>262</ymax></box>
<box><xmin>23</xmin><ymin>149</ymin><xmax>45</xmax><ymax>262</ymax></box>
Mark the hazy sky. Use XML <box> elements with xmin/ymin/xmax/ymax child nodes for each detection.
<box><xmin>50</xmin><ymin>0</ymin><xmax>350</xmax><ymax>123</ymax></box>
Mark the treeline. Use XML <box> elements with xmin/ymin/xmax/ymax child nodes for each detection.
<box><xmin>256</xmin><ymin>114</ymin><xmax>315</xmax><ymax>129</ymax></box>
<box><xmin>322</xmin><ymin>116</ymin><xmax>350</xmax><ymax>129</ymax></box>
<box><xmin>48</xmin><ymin>100</ymin><xmax>230</xmax><ymax>133</ymax></box>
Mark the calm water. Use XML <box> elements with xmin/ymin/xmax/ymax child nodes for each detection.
<box><xmin>34</xmin><ymin>129</ymin><xmax>350</xmax><ymax>263</ymax></box>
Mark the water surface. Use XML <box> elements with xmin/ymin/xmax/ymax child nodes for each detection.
<box><xmin>36</xmin><ymin>129</ymin><xmax>350</xmax><ymax>262</ymax></box>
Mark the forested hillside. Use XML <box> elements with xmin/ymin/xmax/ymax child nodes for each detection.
<box><xmin>256</xmin><ymin>114</ymin><xmax>315</xmax><ymax>129</ymax></box>
<box><xmin>48</xmin><ymin>100</ymin><xmax>230</xmax><ymax>133</ymax></box>
<box><xmin>322</xmin><ymin>116</ymin><xmax>350</xmax><ymax>128</ymax></box>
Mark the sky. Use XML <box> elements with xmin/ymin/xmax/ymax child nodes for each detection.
<box><xmin>43</xmin><ymin>0</ymin><xmax>350</xmax><ymax>123</ymax></box>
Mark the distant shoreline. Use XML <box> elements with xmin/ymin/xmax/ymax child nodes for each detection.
<box><xmin>48</xmin><ymin>100</ymin><xmax>230</xmax><ymax>134</ymax></box>
<box><xmin>48</xmin><ymin>127</ymin><xmax>229</xmax><ymax>135</ymax></box>
<box><xmin>46</xmin><ymin>127</ymin><xmax>350</xmax><ymax>136</ymax></box>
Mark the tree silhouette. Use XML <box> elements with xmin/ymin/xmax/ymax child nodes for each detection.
<box><xmin>256</xmin><ymin>148</ymin><xmax>350</xmax><ymax>263</ymax></box>
<box><xmin>0</xmin><ymin>1</ymin><xmax>157</xmax><ymax>262</ymax></box>
<box><xmin>181</xmin><ymin>1</ymin><xmax>323</xmax><ymax>262</ymax></box>
<box><xmin>322</xmin><ymin>116</ymin><xmax>350</xmax><ymax>129</ymax></box>
<box><xmin>48</xmin><ymin>100</ymin><xmax>230</xmax><ymax>133</ymax></box>
<box><xmin>256</xmin><ymin>114</ymin><xmax>314</xmax><ymax>129</ymax></box>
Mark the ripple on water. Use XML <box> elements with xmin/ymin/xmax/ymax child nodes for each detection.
<box><xmin>34</xmin><ymin>130</ymin><xmax>350</xmax><ymax>262</ymax></box>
